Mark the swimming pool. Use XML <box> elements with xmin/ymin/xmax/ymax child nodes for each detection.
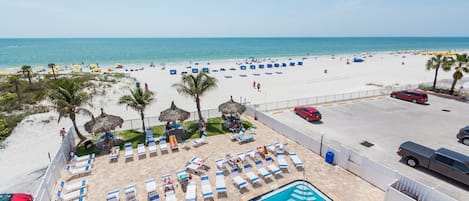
<box><xmin>250</xmin><ymin>180</ymin><xmax>333</xmax><ymax>201</ymax></box>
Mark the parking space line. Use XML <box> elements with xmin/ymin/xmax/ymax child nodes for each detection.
<box><xmin>271</xmin><ymin>111</ymin><xmax>283</xmax><ymax>115</ymax></box>
<box><xmin>322</xmin><ymin>103</ymin><xmax>333</xmax><ymax>107</ymax></box>
<box><xmin>352</xmin><ymin>99</ymin><xmax>361</xmax><ymax>103</ymax></box>
<box><xmin>338</xmin><ymin>101</ymin><xmax>348</xmax><ymax>105</ymax></box>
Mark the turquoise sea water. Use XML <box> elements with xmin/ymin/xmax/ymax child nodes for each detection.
<box><xmin>1</xmin><ymin>37</ymin><xmax>469</xmax><ymax>70</ymax></box>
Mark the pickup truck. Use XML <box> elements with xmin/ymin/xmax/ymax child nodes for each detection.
<box><xmin>397</xmin><ymin>141</ymin><xmax>469</xmax><ymax>186</ymax></box>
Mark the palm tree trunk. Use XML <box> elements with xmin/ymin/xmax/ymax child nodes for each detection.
<box><xmin>450</xmin><ymin>78</ymin><xmax>458</xmax><ymax>95</ymax></box>
<box><xmin>70</xmin><ymin>113</ymin><xmax>87</xmax><ymax>145</ymax></box>
<box><xmin>140</xmin><ymin>110</ymin><xmax>146</xmax><ymax>132</ymax></box>
<box><xmin>432</xmin><ymin>67</ymin><xmax>439</xmax><ymax>90</ymax></box>
<box><xmin>52</xmin><ymin>67</ymin><xmax>57</xmax><ymax>80</ymax></box>
<box><xmin>196</xmin><ymin>96</ymin><xmax>203</xmax><ymax>120</ymax></box>
<box><xmin>14</xmin><ymin>83</ymin><xmax>21</xmax><ymax>100</ymax></box>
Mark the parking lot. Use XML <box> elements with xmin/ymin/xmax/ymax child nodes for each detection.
<box><xmin>269</xmin><ymin>95</ymin><xmax>469</xmax><ymax>200</ymax></box>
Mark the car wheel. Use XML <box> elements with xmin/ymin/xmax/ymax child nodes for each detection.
<box><xmin>412</xmin><ymin>99</ymin><xmax>417</xmax><ymax>103</ymax></box>
<box><xmin>391</xmin><ymin>94</ymin><xmax>396</xmax><ymax>98</ymax></box>
<box><xmin>463</xmin><ymin>138</ymin><xmax>469</xmax><ymax>146</ymax></box>
<box><xmin>406</xmin><ymin>157</ymin><xmax>418</xmax><ymax>167</ymax></box>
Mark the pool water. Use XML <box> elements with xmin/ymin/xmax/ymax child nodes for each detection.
<box><xmin>252</xmin><ymin>180</ymin><xmax>332</xmax><ymax>201</ymax></box>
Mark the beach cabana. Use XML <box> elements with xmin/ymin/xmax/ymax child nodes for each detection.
<box><xmin>289</xmin><ymin>62</ymin><xmax>295</xmax><ymax>66</ymax></box>
<box><xmin>219</xmin><ymin>96</ymin><xmax>246</xmax><ymax>115</ymax></box>
<box><xmin>158</xmin><ymin>101</ymin><xmax>190</xmax><ymax>123</ymax></box>
<box><xmin>250</xmin><ymin>65</ymin><xmax>256</xmax><ymax>69</ymax></box>
<box><xmin>202</xmin><ymin>67</ymin><xmax>209</xmax><ymax>73</ymax></box>
<box><xmin>274</xmin><ymin>63</ymin><xmax>280</xmax><ymax>67</ymax></box>
<box><xmin>192</xmin><ymin>68</ymin><xmax>199</xmax><ymax>73</ymax></box>
<box><xmin>353</xmin><ymin>57</ymin><xmax>364</xmax><ymax>62</ymax></box>
<box><xmin>259</xmin><ymin>64</ymin><xmax>265</xmax><ymax>69</ymax></box>
<box><xmin>240</xmin><ymin>65</ymin><xmax>247</xmax><ymax>70</ymax></box>
<box><xmin>297</xmin><ymin>61</ymin><xmax>303</xmax><ymax>65</ymax></box>
<box><xmin>170</xmin><ymin>69</ymin><xmax>177</xmax><ymax>75</ymax></box>
<box><xmin>84</xmin><ymin>108</ymin><xmax>124</xmax><ymax>135</ymax></box>
<box><xmin>282</xmin><ymin>63</ymin><xmax>287</xmax><ymax>67</ymax></box>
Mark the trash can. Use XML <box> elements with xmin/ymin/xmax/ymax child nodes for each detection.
<box><xmin>136</xmin><ymin>82</ymin><xmax>141</xmax><ymax>88</ymax></box>
<box><xmin>325</xmin><ymin>151</ymin><xmax>334</xmax><ymax>164</ymax></box>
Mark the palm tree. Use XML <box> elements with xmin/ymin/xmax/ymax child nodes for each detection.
<box><xmin>426</xmin><ymin>55</ymin><xmax>452</xmax><ymax>90</ymax></box>
<box><xmin>118</xmin><ymin>87</ymin><xmax>154</xmax><ymax>131</ymax></box>
<box><xmin>21</xmin><ymin>65</ymin><xmax>33</xmax><ymax>88</ymax></box>
<box><xmin>172</xmin><ymin>72</ymin><xmax>218</xmax><ymax>121</ymax></box>
<box><xmin>48</xmin><ymin>63</ymin><xmax>57</xmax><ymax>80</ymax></box>
<box><xmin>50</xmin><ymin>80</ymin><xmax>91</xmax><ymax>145</ymax></box>
<box><xmin>8</xmin><ymin>75</ymin><xmax>21</xmax><ymax>100</ymax></box>
<box><xmin>450</xmin><ymin>53</ymin><xmax>469</xmax><ymax>94</ymax></box>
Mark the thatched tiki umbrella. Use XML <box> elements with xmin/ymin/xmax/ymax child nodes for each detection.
<box><xmin>218</xmin><ymin>96</ymin><xmax>246</xmax><ymax>115</ymax></box>
<box><xmin>159</xmin><ymin>101</ymin><xmax>190</xmax><ymax>122</ymax></box>
<box><xmin>84</xmin><ymin>108</ymin><xmax>124</xmax><ymax>134</ymax></box>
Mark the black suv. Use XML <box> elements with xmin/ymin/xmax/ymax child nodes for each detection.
<box><xmin>457</xmin><ymin>126</ymin><xmax>469</xmax><ymax>145</ymax></box>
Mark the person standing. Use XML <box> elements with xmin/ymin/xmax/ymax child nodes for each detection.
<box><xmin>253</xmin><ymin>81</ymin><xmax>256</xmax><ymax>89</ymax></box>
<box><xmin>257</xmin><ymin>82</ymin><xmax>261</xmax><ymax>92</ymax></box>
<box><xmin>59</xmin><ymin>128</ymin><xmax>66</xmax><ymax>141</ymax></box>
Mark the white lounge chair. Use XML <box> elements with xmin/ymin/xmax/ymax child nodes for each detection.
<box><xmin>266</xmin><ymin>144</ymin><xmax>275</xmax><ymax>153</ymax></box>
<box><xmin>289</xmin><ymin>152</ymin><xmax>304</xmax><ymax>168</ymax></box>
<box><xmin>231</xmin><ymin>168</ymin><xmax>248</xmax><ymax>189</ymax></box>
<box><xmin>237</xmin><ymin>152</ymin><xmax>246</xmax><ymax>162</ymax></box>
<box><xmin>255</xmin><ymin>160</ymin><xmax>272</xmax><ymax>180</ymax></box>
<box><xmin>106</xmin><ymin>189</ymin><xmax>119</xmax><ymax>201</ymax></box>
<box><xmin>201</xmin><ymin>175</ymin><xmax>213</xmax><ymax>199</ymax></box>
<box><xmin>124</xmin><ymin>142</ymin><xmax>133</xmax><ymax>159</ymax></box>
<box><xmin>185</xmin><ymin>181</ymin><xmax>197</xmax><ymax>201</ymax></box>
<box><xmin>65</xmin><ymin>165</ymin><xmax>91</xmax><ymax>178</ymax></box>
<box><xmin>246</xmin><ymin>149</ymin><xmax>256</xmax><ymax>160</ymax></box>
<box><xmin>109</xmin><ymin>146</ymin><xmax>120</xmax><ymax>161</ymax></box>
<box><xmin>137</xmin><ymin>143</ymin><xmax>146</xmax><ymax>157</ymax></box>
<box><xmin>192</xmin><ymin>135</ymin><xmax>207</xmax><ymax>147</ymax></box>
<box><xmin>57</xmin><ymin>188</ymin><xmax>87</xmax><ymax>201</ymax></box>
<box><xmin>243</xmin><ymin>164</ymin><xmax>260</xmax><ymax>185</ymax></box>
<box><xmin>145</xmin><ymin>178</ymin><xmax>160</xmax><ymax>201</ymax></box>
<box><xmin>276</xmin><ymin>151</ymin><xmax>289</xmax><ymax>169</ymax></box>
<box><xmin>59</xmin><ymin>180</ymin><xmax>87</xmax><ymax>193</ymax></box>
<box><xmin>72</xmin><ymin>159</ymin><xmax>93</xmax><ymax>168</ymax></box>
<box><xmin>148</xmin><ymin>142</ymin><xmax>157</xmax><ymax>155</ymax></box>
<box><xmin>124</xmin><ymin>184</ymin><xmax>137</xmax><ymax>201</ymax></box>
<box><xmin>215</xmin><ymin>159</ymin><xmax>226</xmax><ymax>170</ymax></box>
<box><xmin>165</xmin><ymin>190</ymin><xmax>177</xmax><ymax>201</ymax></box>
<box><xmin>275</xmin><ymin>141</ymin><xmax>288</xmax><ymax>152</ymax></box>
<box><xmin>159</xmin><ymin>137</ymin><xmax>168</xmax><ymax>152</ymax></box>
<box><xmin>265</xmin><ymin>157</ymin><xmax>281</xmax><ymax>175</ymax></box>
<box><xmin>215</xmin><ymin>171</ymin><xmax>227</xmax><ymax>193</ymax></box>
<box><xmin>72</xmin><ymin>153</ymin><xmax>95</xmax><ymax>162</ymax></box>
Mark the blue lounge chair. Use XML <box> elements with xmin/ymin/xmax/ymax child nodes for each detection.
<box><xmin>240</xmin><ymin>65</ymin><xmax>247</xmax><ymax>70</ymax></box>
<box><xmin>237</xmin><ymin>134</ymin><xmax>254</xmax><ymax>143</ymax></box>
<box><xmin>202</xmin><ymin>67</ymin><xmax>209</xmax><ymax>72</ymax></box>
<box><xmin>259</xmin><ymin>64</ymin><xmax>264</xmax><ymax>68</ymax></box>
<box><xmin>231</xmin><ymin>168</ymin><xmax>248</xmax><ymax>189</ymax></box>
<box><xmin>169</xmin><ymin>69</ymin><xmax>177</xmax><ymax>75</ymax></box>
<box><xmin>274</xmin><ymin>63</ymin><xmax>280</xmax><ymax>67</ymax></box>
<box><xmin>298</xmin><ymin>61</ymin><xmax>303</xmax><ymax>65</ymax></box>
<box><xmin>192</xmin><ymin>68</ymin><xmax>199</xmax><ymax>73</ymax></box>
<box><xmin>289</xmin><ymin>62</ymin><xmax>295</xmax><ymax>66</ymax></box>
<box><xmin>250</xmin><ymin>64</ymin><xmax>256</xmax><ymax>69</ymax></box>
<box><xmin>282</xmin><ymin>63</ymin><xmax>287</xmax><ymax>67</ymax></box>
<box><xmin>267</xmin><ymin>64</ymin><xmax>273</xmax><ymax>68</ymax></box>
<box><xmin>215</xmin><ymin>171</ymin><xmax>227</xmax><ymax>193</ymax></box>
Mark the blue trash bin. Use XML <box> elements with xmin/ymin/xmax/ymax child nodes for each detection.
<box><xmin>325</xmin><ymin>151</ymin><xmax>334</xmax><ymax>164</ymax></box>
<box><xmin>136</xmin><ymin>82</ymin><xmax>140</xmax><ymax>88</ymax></box>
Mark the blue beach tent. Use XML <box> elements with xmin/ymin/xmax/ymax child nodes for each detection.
<box><xmin>259</xmin><ymin>64</ymin><xmax>265</xmax><ymax>68</ymax></box>
<box><xmin>353</xmin><ymin>57</ymin><xmax>364</xmax><ymax>62</ymax></box>
<box><xmin>274</xmin><ymin>63</ymin><xmax>280</xmax><ymax>67</ymax></box>
<box><xmin>297</xmin><ymin>61</ymin><xmax>303</xmax><ymax>65</ymax></box>
<box><xmin>250</xmin><ymin>64</ymin><xmax>256</xmax><ymax>69</ymax></box>
<box><xmin>240</xmin><ymin>65</ymin><xmax>247</xmax><ymax>70</ymax></box>
<box><xmin>192</xmin><ymin>68</ymin><xmax>199</xmax><ymax>73</ymax></box>
<box><xmin>170</xmin><ymin>69</ymin><xmax>177</xmax><ymax>75</ymax></box>
<box><xmin>202</xmin><ymin>67</ymin><xmax>209</xmax><ymax>72</ymax></box>
<box><xmin>282</xmin><ymin>63</ymin><xmax>287</xmax><ymax>67</ymax></box>
<box><xmin>289</xmin><ymin>62</ymin><xmax>296</xmax><ymax>66</ymax></box>
<box><xmin>267</xmin><ymin>64</ymin><xmax>273</xmax><ymax>68</ymax></box>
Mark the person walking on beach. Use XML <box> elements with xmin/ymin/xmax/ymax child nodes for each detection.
<box><xmin>253</xmin><ymin>81</ymin><xmax>256</xmax><ymax>89</ymax></box>
<box><xmin>257</xmin><ymin>82</ymin><xmax>261</xmax><ymax>92</ymax></box>
<box><xmin>59</xmin><ymin>128</ymin><xmax>66</xmax><ymax>141</ymax></box>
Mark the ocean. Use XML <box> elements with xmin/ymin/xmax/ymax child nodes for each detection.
<box><xmin>1</xmin><ymin>37</ymin><xmax>469</xmax><ymax>70</ymax></box>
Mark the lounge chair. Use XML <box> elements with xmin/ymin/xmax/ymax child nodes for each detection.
<box><xmin>161</xmin><ymin>174</ymin><xmax>176</xmax><ymax>201</ymax></box>
<box><xmin>124</xmin><ymin>142</ymin><xmax>133</xmax><ymax>159</ymax></box>
<box><xmin>145</xmin><ymin>178</ymin><xmax>160</xmax><ymax>201</ymax></box>
<box><xmin>201</xmin><ymin>175</ymin><xmax>213</xmax><ymax>199</ymax></box>
<box><xmin>237</xmin><ymin>152</ymin><xmax>246</xmax><ymax>162</ymax></box>
<box><xmin>275</xmin><ymin>141</ymin><xmax>288</xmax><ymax>152</ymax></box>
<box><xmin>57</xmin><ymin>188</ymin><xmax>87</xmax><ymax>201</ymax></box>
<box><xmin>106</xmin><ymin>189</ymin><xmax>119</xmax><ymax>201</ymax></box>
<box><xmin>237</xmin><ymin>134</ymin><xmax>254</xmax><ymax>143</ymax></box>
<box><xmin>159</xmin><ymin>136</ymin><xmax>168</xmax><ymax>152</ymax></box>
<box><xmin>124</xmin><ymin>184</ymin><xmax>137</xmax><ymax>201</ymax></box>
<box><xmin>276</xmin><ymin>151</ymin><xmax>289</xmax><ymax>169</ymax></box>
<box><xmin>246</xmin><ymin>149</ymin><xmax>256</xmax><ymax>160</ymax></box>
<box><xmin>148</xmin><ymin>142</ymin><xmax>157</xmax><ymax>155</ymax></box>
<box><xmin>169</xmin><ymin>135</ymin><xmax>179</xmax><ymax>150</ymax></box>
<box><xmin>215</xmin><ymin>159</ymin><xmax>226</xmax><ymax>170</ymax></box>
<box><xmin>71</xmin><ymin>159</ymin><xmax>93</xmax><ymax>168</ymax></box>
<box><xmin>65</xmin><ymin>165</ymin><xmax>91</xmax><ymax>178</ymax></box>
<box><xmin>231</xmin><ymin>168</ymin><xmax>248</xmax><ymax>189</ymax></box>
<box><xmin>243</xmin><ymin>164</ymin><xmax>260</xmax><ymax>185</ymax></box>
<box><xmin>215</xmin><ymin>171</ymin><xmax>227</xmax><ymax>193</ymax></box>
<box><xmin>137</xmin><ymin>143</ymin><xmax>146</xmax><ymax>157</ymax></box>
<box><xmin>266</xmin><ymin>144</ymin><xmax>275</xmax><ymax>153</ymax></box>
<box><xmin>165</xmin><ymin>191</ymin><xmax>177</xmax><ymax>201</ymax></box>
<box><xmin>72</xmin><ymin>153</ymin><xmax>95</xmax><ymax>162</ymax></box>
<box><xmin>255</xmin><ymin>160</ymin><xmax>272</xmax><ymax>180</ymax></box>
<box><xmin>59</xmin><ymin>180</ymin><xmax>88</xmax><ymax>193</ymax></box>
<box><xmin>109</xmin><ymin>146</ymin><xmax>120</xmax><ymax>161</ymax></box>
<box><xmin>192</xmin><ymin>135</ymin><xmax>207</xmax><ymax>147</ymax></box>
<box><xmin>289</xmin><ymin>152</ymin><xmax>304</xmax><ymax>168</ymax></box>
<box><xmin>230</xmin><ymin>129</ymin><xmax>244</xmax><ymax>141</ymax></box>
<box><xmin>265</xmin><ymin>157</ymin><xmax>281</xmax><ymax>175</ymax></box>
<box><xmin>185</xmin><ymin>181</ymin><xmax>197</xmax><ymax>201</ymax></box>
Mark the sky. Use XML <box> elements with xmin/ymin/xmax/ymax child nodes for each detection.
<box><xmin>1</xmin><ymin>0</ymin><xmax>469</xmax><ymax>38</ymax></box>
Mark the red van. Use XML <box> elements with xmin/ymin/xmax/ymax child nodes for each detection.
<box><xmin>0</xmin><ymin>193</ymin><xmax>33</xmax><ymax>201</ymax></box>
<box><xmin>390</xmin><ymin>90</ymin><xmax>428</xmax><ymax>104</ymax></box>
<box><xmin>294</xmin><ymin>106</ymin><xmax>322</xmax><ymax>122</ymax></box>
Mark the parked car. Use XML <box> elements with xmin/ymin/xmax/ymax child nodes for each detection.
<box><xmin>457</xmin><ymin>125</ymin><xmax>469</xmax><ymax>145</ymax></box>
<box><xmin>397</xmin><ymin>141</ymin><xmax>469</xmax><ymax>186</ymax></box>
<box><xmin>294</xmin><ymin>106</ymin><xmax>322</xmax><ymax>122</ymax></box>
<box><xmin>390</xmin><ymin>90</ymin><xmax>428</xmax><ymax>104</ymax></box>
<box><xmin>0</xmin><ymin>193</ymin><xmax>33</xmax><ymax>201</ymax></box>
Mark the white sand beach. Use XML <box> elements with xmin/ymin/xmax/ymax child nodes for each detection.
<box><xmin>0</xmin><ymin>51</ymin><xmax>465</xmax><ymax>194</ymax></box>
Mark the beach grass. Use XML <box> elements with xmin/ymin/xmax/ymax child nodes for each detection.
<box><xmin>74</xmin><ymin>117</ymin><xmax>252</xmax><ymax>156</ymax></box>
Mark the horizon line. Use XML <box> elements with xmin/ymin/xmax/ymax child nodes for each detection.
<box><xmin>1</xmin><ymin>36</ymin><xmax>469</xmax><ymax>39</ymax></box>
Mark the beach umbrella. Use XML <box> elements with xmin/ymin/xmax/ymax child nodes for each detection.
<box><xmin>84</xmin><ymin>108</ymin><xmax>124</xmax><ymax>134</ymax></box>
<box><xmin>218</xmin><ymin>96</ymin><xmax>246</xmax><ymax>115</ymax></box>
<box><xmin>158</xmin><ymin>101</ymin><xmax>190</xmax><ymax>122</ymax></box>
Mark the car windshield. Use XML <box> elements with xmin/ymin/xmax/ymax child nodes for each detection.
<box><xmin>422</xmin><ymin>94</ymin><xmax>428</xmax><ymax>98</ymax></box>
<box><xmin>311</xmin><ymin>111</ymin><xmax>320</xmax><ymax>115</ymax></box>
